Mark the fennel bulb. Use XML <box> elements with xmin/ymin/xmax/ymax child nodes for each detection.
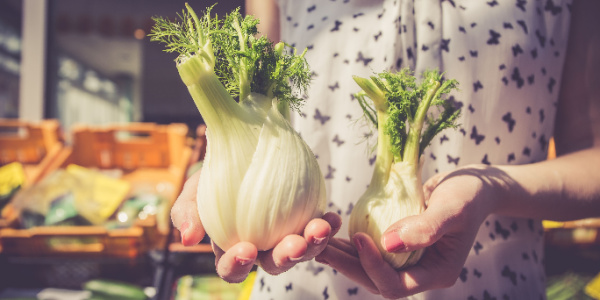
<box><xmin>349</xmin><ymin>69</ymin><xmax>460</xmax><ymax>269</ymax></box>
<box><xmin>150</xmin><ymin>5</ymin><xmax>326</xmax><ymax>251</ymax></box>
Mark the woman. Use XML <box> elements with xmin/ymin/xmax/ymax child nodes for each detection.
<box><xmin>172</xmin><ymin>0</ymin><xmax>600</xmax><ymax>298</ymax></box>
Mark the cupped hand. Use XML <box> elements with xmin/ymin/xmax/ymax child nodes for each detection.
<box><xmin>316</xmin><ymin>165</ymin><xmax>501</xmax><ymax>299</ymax></box>
<box><xmin>171</xmin><ymin>169</ymin><xmax>342</xmax><ymax>283</ymax></box>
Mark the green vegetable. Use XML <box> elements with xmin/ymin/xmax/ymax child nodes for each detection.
<box><xmin>83</xmin><ymin>279</ymin><xmax>147</xmax><ymax>300</ymax></box>
<box><xmin>150</xmin><ymin>4</ymin><xmax>326</xmax><ymax>251</ymax></box>
<box><xmin>349</xmin><ymin>68</ymin><xmax>460</xmax><ymax>269</ymax></box>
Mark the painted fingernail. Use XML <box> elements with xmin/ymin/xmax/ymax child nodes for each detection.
<box><xmin>313</xmin><ymin>236</ymin><xmax>326</xmax><ymax>245</ymax></box>
<box><xmin>235</xmin><ymin>256</ymin><xmax>253</xmax><ymax>266</ymax></box>
<box><xmin>289</xmin><ymin>255</ymin><xmax>305</xmax><ymax>262</ymax></box>
<box><xmin>180</xmin><ymin>222</ymin><xmax>190</xmax><ymax>244</ymax></box>
<box><xmin>353</xmin><ymin>236</ymin><xmax>363</xmax><ymax>252</ymax></box>
<box><xmin>383</xmin><ymin>231</ymin><xmax>405</xmax><ymax>253</ymax></box>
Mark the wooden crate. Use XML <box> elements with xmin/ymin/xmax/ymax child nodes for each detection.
<box><xmin>0</xmin><ymin>119</ymin><xmax>64</xmax><ymax>230</ymax></box>
<box><xmin>0</xmin><ymin>123</ymin><xmax>191</xmax><ymax>258</ymax></box>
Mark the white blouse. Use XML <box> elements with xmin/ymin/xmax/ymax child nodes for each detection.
<box><xmin>250</xmin><ymin>0</ymin><xmax>572</xmax><ymax>299</ymax></box>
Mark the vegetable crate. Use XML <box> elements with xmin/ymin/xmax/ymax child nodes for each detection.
<box><xmin>0</xmin><ymin>123</ymin><xmax>191</xmax><ymax>258</ymax></box>
<box><xmin>0</xmin><ymin>119</ymin><xmax>63</xmax><ymax>230</ymax></box>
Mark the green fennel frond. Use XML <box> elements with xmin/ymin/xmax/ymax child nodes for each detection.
<box><xmin>149</xmin><ymin>4</ymin><xmax>311</xmax><ymax>110</ymax></box>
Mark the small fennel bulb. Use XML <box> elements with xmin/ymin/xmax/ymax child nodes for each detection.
<box><xmin>349</xmin><ymin>69</ymin><xmax>460</xmax><ymax>269</ymax></box>
<box><xmin>150</xmin><ymin>5</ymin><xmax>326</xmax><ymax>251</ymax></box>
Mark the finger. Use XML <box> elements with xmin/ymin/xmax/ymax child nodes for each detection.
<box><xmin>303</xmin><ymin>212</ymin><xmax>342</xmax><ymax>259</ymax></box>
<box><xmin>326</xmin><ymin>237</ymin><xmax>357</xmax><ymax>256</ymax></box>
<box><xmin>171</xmin><ymin>169</ymin><xmax>205</xmax><ymax>246</ymax></box>
<box><xmin>315</xmin><ymin>244</ymin><xmax>379</xmax><ymax>294</ymax></box>
<box><xmin>381</xmin><ymin>210</ymin><xmax>447</xmax><ymax>253</ymax></box>
<box><xmin>422</xmin><ymin>171</ymin><xmax>449</xmax><ymax>202</ymax></box>
<box><xmin>214</xmin><ymin>241</ymin><xmax>258</xmax><ymax>283</ymax></box>
<box><xmin>258</xmin><ymin>234</ymin><xmax>307</xmax><ymax>275</ymax></box>
<box><xmin>353</xmin><ymin>233</ymin><xmax>404</xmax><ymax>299</ymax></box>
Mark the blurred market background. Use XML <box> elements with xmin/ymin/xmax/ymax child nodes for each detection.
<box><xmin>0</xmin><ymin>1</ymin><xmax>598</xmax><ymax>300</ymax></box>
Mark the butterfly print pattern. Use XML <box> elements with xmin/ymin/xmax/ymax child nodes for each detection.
<box><xmin>251</xmin><ymin>0</ymin><xmax>572</xmax><ymax>299</ymax></box>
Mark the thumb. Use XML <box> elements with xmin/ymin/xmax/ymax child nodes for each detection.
<box><xmin>381</xmin><ymin>210</ymin><xmax>447</xmax><ymax>253</ymax></box>
<box><xmin>171</xmin><ymin>169</ymin><xmax>206</xmax><ymax>246</ymax></box>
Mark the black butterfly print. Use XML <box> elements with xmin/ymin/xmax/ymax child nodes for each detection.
<box><xmin>468</xmin><ymin>104</ymin><xmax>475</xmax><ymax>113</ymax></box>
<box><xmin>427</xmin><ymin>21</ymin><xmax>435</xmax><ymax>30</ymax></box>
<box><xmin>460</xmin><ymin>128</ymin><xmax>467</xmax><ymax>136</ymax></box>
<box><xmin>501</xmin><ymin>265</ymin><xmax>518</xmax><ymax>286</ymax></box>
<box><xmin>526</xmin><ymin>107</ymin><xmax>532</xmax><ymax>114</ymax></box>
<box><xmin>495</xmin><ymin>221</ymin><xmax>511</xmax><ymax>239</ymax></box>
<box><xmin>482</xmin><ymin>154</ymin><xmax>491</xmax><ymax>165</ymax></box>
<box><xmin>503</xmin><ymin>22</ymin><xmax>513</xmax><ymax>29</ymax></box>
<box><xmin>527</xmin><ymin>74</ymin><xmax>535</xmax><ymax>85</ymax></box>
<box><xmin>495</xmin><ymin>137</ymin><xmax>501</xmax><ymax>144</ymax></box>
<box><xmin>328</xmin><ymin>81</ymin><xmax>339</xmax><ymax>91</ymax></box>
<box><xmin>470</xmin><ymin>126</ymin><xmax>485</xmax><ymax>145</ymax></box>
<box><xmin>343</xmin><ymin>59</ymin><xmax>350</xmax><ymax>64</ymax></box>
<box><xmin>293</xmin><ymin>23</ymin><xmax>298</xmax><ymax>28</ymax></box>
<box><xmin>305</xmin><ymin>262</ymin><xmax>325</xmax><ymax>277</ymax></box>
<box><xmin>532</xmin><ymin>250</ymin><xmax>539</xmax><ymax>263</ymax></box>
<box><xmin>502</xmin><ymin>112</ymin><xmax>516</xmax><ymax>132</ymax></box>
<box><xmin>322</xmin><ymin>16</ymin><xmax>328</xmax><ymax>21</ymax></box>
<box><xmin>502</xmin><ymin>76</ymin><xmax>509</xmax><ymax>85</ymax></box>
<box><xmin>512</xmin><ymin>44</ymin><xmax>523</xmax><ymax>57</ymax></box>
<box><xmin>511</xmin><ymin>67</ymin><xmax>524</xmax><ymax>88</ymax></box>
<box><xmin>422</xmin><ymin>44</ymin><xmax>429</xmax><ymax>51</ymax></box>
<box><xmin>516</xmin><ymin>0</ymin><xmax>527</xmax><ymax>12</ymax></box>
<box><xmin>285</xmin><ymin>283</ymin><xmax>293</xmax><ymax>291</ymax></box>
<box><xmin>374</xmin><ymin>31</ymin><xmax>382</xmax><ymax>41</ymax></box>
<box><xmin>510</xmin><ymin>221</ymin><xmax>519</xmax><ymax>232</ymax></box>
<box><xmin>474</xmin><ymin>269</ymin><xmax>482</xmax><ymax>278</ymax></box>
<box><xmin>460</xmin><ymin>267</ymin><xmax>468</xmax><ymax>282</ymax></box>
<box><xmin>307</xmin><ymin>5</ymin><xmax>316</xmax><ymax>12</ymax></box>
<box><xmin>548</xmin><ymin>77</ymin><xmax>556</xmax><ymax>93</ymax></box>
<box><xmin>430</xmin><ymin>153</ymin><xmax>437</xmax><ymax>160</ymax></box>
<box><xmin>353</xmin><ymin>27</ymin><xmax>359</xmax><ymax>32</ymax></box>
<box><xmin>407</xmin><ymin>47</ymin><xmax>414</xmax><ymax>60</ymax></box>
<box><xmin>545</xmin><ymin>0</ymin><xmax>562</xmax><ymax>15</ymax></box>
<box><xmin>377</xmin><ymin>9</ymin><xmax>385</xmax><ymax>19</ymax></box>
<box><xmin>440</xmin><ymin>135</ymin><xmax>449</xmax><ymax>144</ymax></box>
<box><xmin>353</xmin><ymin>12</ymin><xmax>364</xmax><ymax>18</ymax></box>
<box><xmin>470</xmin><ymin>22</ymin><xmax>477</xmax><ymax>28</ymax></box>
<box><xmin>539</xmin><ymin>109</ymin><xmax>545</xmax><ymax>123</ymax></box>
<box><xmin>286</xmin><ymin>16</ymin><xmax>292</xmax><ymax>22</ymax></box>
<box><xmin>459</xmin><ymin>26</ymin><xmax>466</xmax><ymax>33</ymax></box>
<box><xmin>346</xmin><ymin>114</ymin><xmax>352</xmax><ymax>119</ymax></box>
<box><xmin>314</xmin><ymin>109</ymin><xmax>331</xmax><ymax>125</ymax></box>
<box><xmin>332</xmin><ymin>134</ymin><xmax>345</xmax><ymax>146</ymax></box>
<box><xmin>441</xmin><ymin>39</ymin><xmax>450</xmax><ymax>52</ymax></box>
<box><xmin>535</xmin><ymin>30</ymin><xmax>546</xmax><ymax>47</ymax></box>
<box><xmin>345</xmin><ymin>176</ymin><xmax>352</xmax><ymax>182</ymax></box>
<box><xmin>550</xmin><ymin>38</ymin><xmax>556</xmax><ymax>46</ymax></box>
<box><xmin>458</xmin><ymin>56</ymin><xmax>466</xmax><ymax>62</ymax></box>
<box><xmin>331</xmin><ymin>20</ymin><xmax>342</xmax><ymax>32</ymax></box>
<box><xmin>325</xmin><ymin>165</ymin><xmax>336</xmax><ymax>179</ymax></box>
<box><xmin>469</xmin><ymin>50</ymin><xmax>478</xmax><ymax>57</ymax></box>
<box><xmin>348</xmin><ymin>287</ymin><xmax>359</xmax><ymax>296</ymax></box>
<box><xmin>259</xmin><ymin>277</ymin><xmax>265</xmax><ymax>291</ymax></box>
<box><xmin>522</xmin><ymin>252</ymin><xmax>530</xmax><ymax>260</ymax></box>
<box><xmin>517</xmin><ymin>20</ymin><xmax>528</xmax><ymax>34</ymax></box>
<box><xmin>541</xmin><ymin>67</ymin><xmax>547</xmax><ymax>75</ymax></box>
<box><xmin>507</xmin><ymin>153</ymin><xmax>516</xmax><ymax>163</ymax></box>
<box><xmin>539</xmin><ymin>134</ymin><xmax>548</xmax><ymax>151</ymax></box>
<box><xmin>369</xmin><ymin>155</ymin><xmax>376</xmax><ymax>166</ymax></box>
<box><xmin>523</xmin><ymin>147</ymin><xmax>531</xmax><ymax>156</ymax></box>
<box><xmin>499</xmin><ymin>64</ymin><xmax>506</xmax><ymax>70</ymax></box>
<box><xmin>487</xmin><ymin>30</ymin><xmax>501</xmax><ymax>45</ymax></box>
<box><xmin>396</xmin><ymin>58</ymin><xmax>403</xmax><ymax>69</ymax></box>
<box><xmin>300</xmin><ymin>112</ymin><xmax>307</xmax><ymax>118</ymax></box>
<box><xmin>307</xmin><ymin>44</ymin><xmax>314</xmax><ymax>50</ymax></box>
<box><xmin>307</xmin><ymin>24</ymin><xmax>314</xmax><ymax>30</ymax></box>
<box><xmin>447</xmin><ymin>154</ymin><xmax>460</xmax><ymax>165</ymax></box>
<box><xmin>323</xmin><ymin>287</ymin><xmax>330</xmax><ymax>300</ymax></box>
<box><xmin>487</xmin><ymin>0</ymin><xmax>498</xmax><ymax>7</ymax></box>
<box><xmin>473</xmin><ymin>241</ymin><xmax>483</xmax><ymax>255</ymax></box>
<box><xmin>356</xmin><ymin>52</ymin><xmax>374</xmax><ymax>66</ymax></box>
<box><xmin>528</xmin><ymin>219</ymin><xmax>536</xmax><ymax>231</ymax></box>
<box><xmin>346</xmin><ymin>203</ymin><xmax>353</xmax><ymax>215</ymax></box>
<box><xmin>442</xmin><ymin>0</ymin><xmax>456</xmax><ymax>7</ymax></box>
<box><xmin>473</xmin><ymin>80</ymin><xmax>483</xmax><ymax>92</ymax></box>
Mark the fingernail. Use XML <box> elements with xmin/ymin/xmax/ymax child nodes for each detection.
<box><xmin>180</xmin><ymin>222</ymin><xmax>190</xmax><ymax>243</ymax></box>
<box><xmin>289</xmin><ymin>255</ymin><xmax>304</xmax><ymax>262</ymax></box>
<box><xmin>235</xmin><ymin>256</ymin><xmax>253</xmax><ymax>266</ymax></box>
<box><xmin>353</xmin><ymin>236</ymin><xmax>363</xmax><ymax>252</ymax></box>
<box><xmin>383</xmin><ymin>231</ymin><xmax>405</xmax><ymax>253</ymax></box>
<box><xmin>313</xmin><ymin>236</ymin><xmax>326</xmax><ymax>245</ymax></box>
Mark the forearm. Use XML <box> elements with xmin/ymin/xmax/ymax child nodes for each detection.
<box><xmin>492</xmin><ymin>146</ymin><xmax>600</xmax><ymax>221</ymax></box>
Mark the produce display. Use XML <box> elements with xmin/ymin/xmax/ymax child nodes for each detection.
<box><xmin>348</xmin><ymin>69</ymin><xmax>460</xmax><ymax>269</ymax></box>
<box><xmin>150</xmin><ymin>4</ymin><xmax>326</xmax><ymax>251</ymax></box>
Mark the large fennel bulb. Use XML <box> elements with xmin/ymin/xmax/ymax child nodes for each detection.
<box><xmin>151</xmin><ymin>5</ymin><xmax>326</xmax><ymax>251</ymax></box>
<box><xmin>349</xmin><ymin>69</ymin><xmax>460</xmax><ymax>269</ymax></box>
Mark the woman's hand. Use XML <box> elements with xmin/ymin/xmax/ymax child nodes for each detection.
<box><xmin>171</xmin><ymin>169</ymin><xmax>342</xmax><ymax>283</ymax></box>
<box><xmin>316</xmin><ymin>166</ymin><xmax>500</xmax><ymax>299</ymax></box>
